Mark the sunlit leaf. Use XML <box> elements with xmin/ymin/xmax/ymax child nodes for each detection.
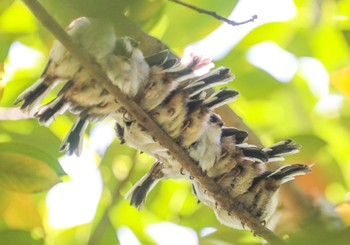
<box><xmin>0</xmin><ymin>1</ymin><xmax>37</xmax><ymax>33</ymax></box>
<box><xmin>331</xmin><ymin>65</ymin><xmax>350</xmax><ymax>100</ymax></box>
<box><xmin>0</xmin><ymin>142</ymin><xmax>65</xmax><ymax>193</ymax></box>
<box><xmin>335</xmin><ymin>201</ymin><xmax>350</xmax><ymax>225</ymax></box>
<box><xmin>0</xmin><ymin>229</ymin><xmax>44</xmax><ymax>245</ymax></box>
<box><xmin>311</xmin><ymin>26</ymin><xmax>349</xmax><ymax>69</ymax></box>
<box><xmin>291</xmin><ymin>134</ymin><xmax>327</xmax><ymax>158</ymax></box>
<box><xmin>3</xmin><ymin>192</ymin><xmax>42</xmax><ymax>229</ymax></box>
<box><xmin>0</xmin><ymin>33</ymin><xmax>13</xmax><ymax>63</ymax></box>
<box><xmin>0</xmin><ymin>82</ymin><xmax>4</xmax><ymax>102</ymax></box>
<box><xmin>0</xmin><ymin>0</ymin><xmax>13</xmax><ymax>14</ymax></box>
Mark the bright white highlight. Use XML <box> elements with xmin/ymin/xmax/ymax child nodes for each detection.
<box><xmin>191</xmin><ymin>0</ymin><xmax>297</xmax><ymax>60</ymax></box>
<box><xmin>200</xmin><ymin>227</ymin><xmax>217</xmax><ymax>237</ymax></box>
<box><xmin>117</xmin><ymin>226</ymin><xmax>141</xmax><ymax>245</ymax></box>
<box><xmin>315</xmin><ymin>95</ymin><xmax>344</xmax><ymax>118</ymax></box>
<box><xmin>89</xmin><ymin>121</ymin><xmax>115</xmax><ymax>155</ymax></box>
<box><xmin>299</xmin><ymin>57</ymin><xmax>344</xmax><ymax>117</ymax></box>
<box><xmin>5</xmin><ymin>42</ymin><xmax>43</xmax><ymax>77</ymax></box>
<box><xmin>299</xmin><ymin>57</ymin><xmax>329</xmax><ymax>98</ymax></box>
<box><xmin>247</xmin><ymin>41</ymin><xmax>298</xmax><ymax>82</ymax></box>
<box><xmin>46</xmin><ymin>150</ymin><xmax>103</xmax><ymax>229</ymax></box>
<box><xmin>147</xmin><ymin>222</ymin><xmax>198</xmax><ymax>245</ymax></box>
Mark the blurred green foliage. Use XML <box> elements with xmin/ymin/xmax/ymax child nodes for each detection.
<box><xmin>0</xmin><ymin>0</ymin><xmax>350</xmax><ymax>244</ymax></box>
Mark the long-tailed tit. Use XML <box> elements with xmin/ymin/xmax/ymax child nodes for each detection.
<box><xmin>14</xmin><ymin>17</ymin><xmax>117</xmax><ymax>115</ymax></box>
<box><xmin>15</xmin><ymin>17</ymin><xmax>151</xmax><ymax>156</ymax></box>
<box><xmin>213</xmin><ymin>164</ymin><xmax>311</xmax><ymax>230</ymax></box>
<box><xmin>124</xmin><ymin>98</ymin><xmax>237</xmax><ymax>209</ymax></box>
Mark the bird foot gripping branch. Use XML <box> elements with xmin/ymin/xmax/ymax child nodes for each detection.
<box><xmin>15</xmin><ymin>6</ymin><xmax>311</xmax><ymax>242</ymax></box>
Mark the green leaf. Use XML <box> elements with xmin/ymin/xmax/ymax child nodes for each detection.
<box><xmin>0</xmin><ymin>0</ymin><xmax>13</xmax><ymax>14</ymax></box>
<box><xmin>0</xmin><ymin>142</ymin><xmax>65</xmax><ymax>193</ymax></box>
<box><xmin>291</xmin><ymin>134</ymin><xmax>327</xmax><ymax>158</ymax></box>
<box><xmin>0</xmin><ymin>33</ymin><xmax>13</xmax><ymax>63</ymax></box>
<box><xmin>0</xmin><ymin>83</ymin><xmax>4</xmax><ymax>102</ymax></box>
<box><xmin>0</xmin><ymin>229</ymin><xmax>44</xmax><ymax>245</ymax></box>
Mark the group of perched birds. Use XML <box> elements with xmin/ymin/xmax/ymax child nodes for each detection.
<box><xmin>15</xmin><ymin>17</ymin><xmax>311</xmax><ymax>230</ymax></box>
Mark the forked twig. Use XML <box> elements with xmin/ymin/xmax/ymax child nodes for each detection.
<box><xmin>169</xmin><ymin>0</ymin><xmax>257</xmax><ymax>26</ymax></box>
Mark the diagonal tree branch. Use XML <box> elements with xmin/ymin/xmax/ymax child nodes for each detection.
<box><xmin>105</xmin><ymin>0</ymin><xmax>319</xmax><ymax>231</ymax></box>
<box><xmin>22</xmin><ymin>0</ymin><xmax>285</xmax><ymax>244</ymax></box>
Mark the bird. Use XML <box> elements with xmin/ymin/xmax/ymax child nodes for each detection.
<box><xmin>55</xmin><ymin>36</ymin><xmax>150</xmax><ymax>156</ymax></box>
<box><xmin>14</xmin><ymin>17</ymin><xmax>118</xmax><ymax>116</ymax></box>
<box><xmin>213</xmin><ymin>164</ymin><xmax>311</xmax><ymax>230</ymax></box>
<box><xmin>122</xmin><ymin>60</ymin><xmax>238</xmax><ymax>209</ymax></box>
<box><xmin>203</xmin><ymin>138</ymin><xmax>301</xmax><ymax>201</ymax></box>
<box><xmin>124</xmin><ymin>92</ymin><xmax>238</xmax><ymax>209</ymax></box>
<box><xmin>191</xmin><ymin>135</ymin><xmax>307</xmax><ymax>230</ymax></box>
<box><xmin>15</xmin><ymin>17</ymin><xmax>151</xmax><ymax>156</ymax></box>
<box><xmin>118</xmin><ymin>65</ymin><xmax>235</xmax><ymax>158</ymax></box>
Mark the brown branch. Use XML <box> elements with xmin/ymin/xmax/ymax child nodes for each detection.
<box><xmin>104</xmin><ymin>0</ymin><xmax>317</xmax><ymax>232</ymax></box>
<box><xmin>169</xmin><ymin>0</ymin><xmax>257</xmax><ymax>26</ymax></box>
<box><xmin>22</xmin><ymin>0</ymin><xmax>283</xmax><ymax>244</ymax></box>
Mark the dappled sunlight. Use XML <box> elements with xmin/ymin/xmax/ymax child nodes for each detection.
<box><xmin>299</xmin><ymin>57</ymin><xmax>344</xmax><ymax>117</ymax></box>
<box><xmin>299</xmin><ymin>57</ymin><xmax>330</xmax><ymax>98</ymax></box>
<box><xmin>146</xmin><ymin>222</ymin><xmax>198</xmax><ymax>245</ymax></box>
<box><xmin>117</xmin><ymin>226</ymin><xmax>141</xmax><ymax>245</ymax></box>
<box><xmin>200</xmin><ymin>226</ymin><xmax>217</xmax><ymax>237</ymax></box>
<box><xmin>4</xmin><ymin>41</ymin><xmax>44</xmax><ymax>82</ymax></box>
<box><xmin>46</xmin><ymin>150</ymin><xmax>103</xmax><ymax>229</ymax></box>
<box><xmin>247</xmin><ymin>41</ymin><xmax>298</xmax><ymax>82</ymax></box>
<box><xmin>191</xmin><ymin>0</ymin><xmax>297</xmax><ymax>60</ymax></box>
<box><xmin>89</xmin><ymin>121</ymin><xmax>116</xmax><ymax>156</ymax></box>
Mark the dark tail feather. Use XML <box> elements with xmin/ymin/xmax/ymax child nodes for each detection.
<box><xmin>145</xmin><ymin>50</ymin><xmax>170</xmax><ymax>67</ymax></box>
<box><xmin>35</xmin><ymin>97</ymin><xmax>66</xmax><ymax>125</ymax></box>
<box><xmin>268</xmin><ymin>164</ymin><xmax>311</xmax><ymax>184</ymax></box>
<box><xmin>162</xmin><ymin>57</ymin><xmax>179</xmax><ymax>70</ymax></box>
<box><xmin>185</xmin><ymin>67</ymin><xmax>234</xmax><ymax>96</ymax></box>
<box><xmin>60</xmin><ymin>117</ymin><xmax>89</xmax><ymax>156</ymax></box>
<box><xmin>14</xmin><ymin>77</ymin><xmax>54</xmax><ymax>115</ymax></box>
<box><xmin>221</xmin><ymin>127</ymin><xmax>248</xmax><ymax>144</ymax></box>
<box><xmin>237</xmin><ymin>144</ymin><xmax>269</xmax><ymax>163</ymax></box>
<box><xmin>125</xmin><ymin>163</ymin><xmax>161</xmax><ymax>209</ymax></box>
<box><xmin>186</xmin><ymin>99</ymin><xmax>204</xmax><ymax>115</ymax></box>
<box><xmin>263</xmin><ymin>139</ymin><xmax>301</xmax><ymax>162</ymax></box>
<box><xmin>115</xmin><ymin>123</ymin><xmax>125</xmax><ymax>144</ymax></box>
<box><xmin>129</xmin><ymin>175</ymin><xmax>157</xmax><ymax>209</ymax></box>
<box><xmin>204</xmin><ymin>88</ymin><xmax>239</xmax><ymax>110</ymax></box>
<box><xmin>165</xmin><ymin>53</ymin><xmax>212</xmax><ymax>81</ymax></box>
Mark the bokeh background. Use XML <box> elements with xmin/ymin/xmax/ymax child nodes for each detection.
<box><xmin>0</xmin><ymin>0</ymin><xmax>350</xmax><ymax>244</ymax></box>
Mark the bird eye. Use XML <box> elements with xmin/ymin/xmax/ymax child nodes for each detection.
<box><xmin>210</xmin><ymin>114</ymin><xmax>223</xmax><ymax>127</ymax></box>
<box><xmin>114</xmin><ymin>38</ymin><xmax>132</xmax><ymax>57</ymax></box>
<box><xmin>127</xmin><ymin>37</ymin><xmax>139</xmax><ymax>47</ymax></box>
<box><xmin>210</xmin><ymin>114</ymin><xmax>217</xmax><ymax>123</ymax></box>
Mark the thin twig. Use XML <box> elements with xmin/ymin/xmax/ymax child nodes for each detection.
<box><xmin>21</xmin><ymin>0</ymin><xmax>283</xmax><ymax>244</ymax></box>
<box><xmin>169</xmin><ymin>0</ymin><xmax>257</xmax><ymax>26</ymax></box>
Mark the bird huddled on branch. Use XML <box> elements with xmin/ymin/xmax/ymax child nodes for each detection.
<box><xmin>14</xmin><ymin>16</ymin><xmax>311</xmax><ymax>232</ymax></box>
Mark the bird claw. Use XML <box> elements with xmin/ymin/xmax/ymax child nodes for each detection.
<box><xmin>180</xmin><ymin>168</ymin><xmax>185</xmax><ymax>175</ymax></box>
